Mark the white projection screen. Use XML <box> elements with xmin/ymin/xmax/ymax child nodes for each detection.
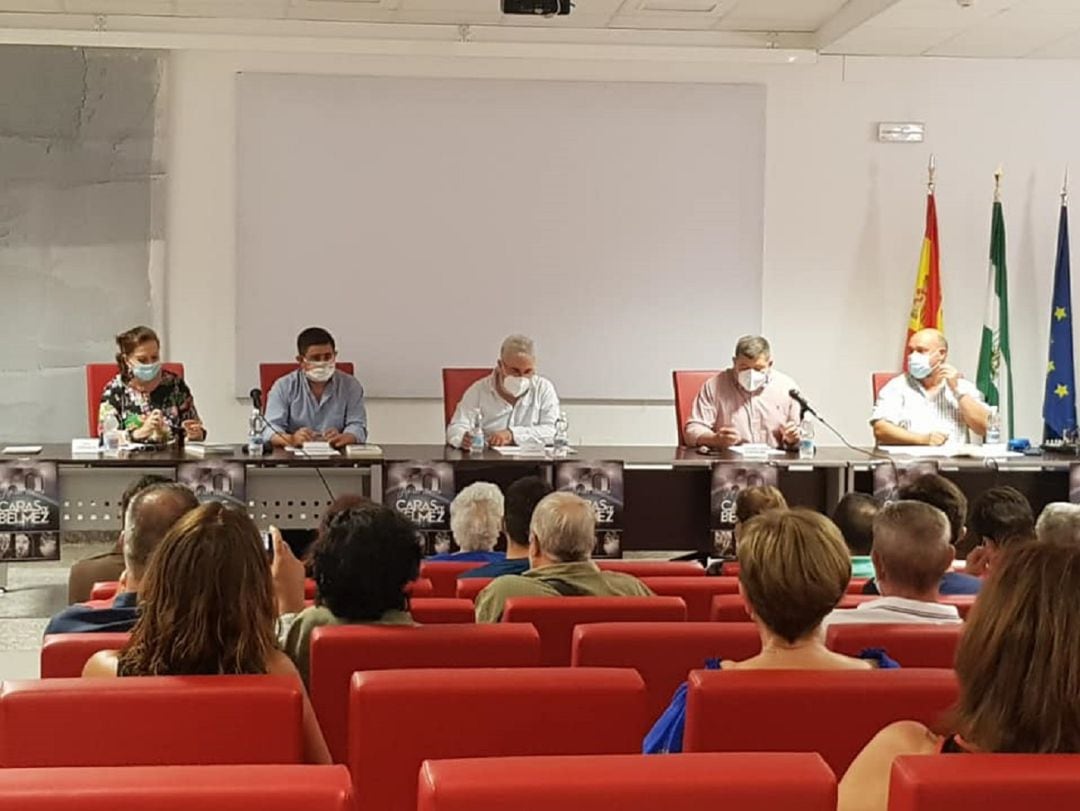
<box><xmin>236</xmin><ymin>74</ymin><xmax>765</xmax><ymax>399</ymax></box>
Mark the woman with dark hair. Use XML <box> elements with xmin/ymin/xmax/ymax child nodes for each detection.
<box><xmin>98</xmin><ymin>325</ymin><xmax>205</xmax><ymax>443</ymax></box>
<box><xmin>82</xmin><ymin>502</ymin><xmax>329</xmax><ymax>764</ymax></box>
<box><xmin>273</xmin><ymin>500</ymin><xmax>422</xmax><ymax>683</ymax></box>
<box><xmin>838</xmin><ymin>539</ymin><xmax>1080</xmax><ymax>811</ymax></box>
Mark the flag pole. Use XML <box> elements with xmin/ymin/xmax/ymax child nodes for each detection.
<box><xmin>1064</xmin><ymin>166</ymin><xmax>1070</xmax><ymax>206</ymax></box>
<box><xmin>928</xmin><ymin>153</ymin><xmax>936</xmax><ymax>195</ymax></box>
<box><xmin>994</xmin><ymin>165</ymin><xmax>1003</xmax><ymax>203</ymax></box>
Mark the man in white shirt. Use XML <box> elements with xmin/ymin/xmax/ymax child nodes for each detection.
<box><xmin>871</xmin><ymin>328</ymin><xmax>990</xmax><ymax>446</ymax></box>
<box><xmin>822</xmin><ymin>500</ymin><xmax>963</xmax><ymax>628</ymax></box>
<box><xmin>446</xmin><ymin>335</ymin><xmax>560</xmax><ymax>449</ymax></box>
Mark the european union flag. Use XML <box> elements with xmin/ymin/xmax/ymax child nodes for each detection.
<box><xmin>1044</xmin><ymin>202</ymin><xmax>1077</xmax><ymax>440</ymax></box>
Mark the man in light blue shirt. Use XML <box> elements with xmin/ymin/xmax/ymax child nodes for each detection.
<box><xmin>263</xmin><ymin>327</ymin><xmax>368</xmax><ymax>449</ymax></box>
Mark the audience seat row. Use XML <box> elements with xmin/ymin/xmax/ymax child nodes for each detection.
<box><xmin>709</xmin><ymin>594</ymin><xmax>976</xmax><ymax>622</ymax></box>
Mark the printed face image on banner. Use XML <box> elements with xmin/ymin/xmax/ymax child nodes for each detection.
<box><xmin>555</xmin><ymin>461</ymin><xmax>624</xmax><ymax>558</ymax></box>
<box><xmin>710</xmin><ymin>463</ymin><xmax>779</xmax><ymax>557</ymax></box>
<box><xmin>872</xmin><ymin>460</ymin><xmax>940</xmax><ymax>503</ymax></box>
<box><xmin>0</xmin><ymin>461</ymin><xmax>61</xmax><ymax>562</ymax></box>
<box><xmin>384</xmin><ymin>461</ymin><xmax>455</xmax><ymax>554</ymax></box>
<box><xmin>1069</xmin><ymin>464</ymin><xmax>1080</xmax><ymax>504</ymax></box>
<box><xmin>176</xmin><ymin>461</ymin><xmax>247</xmax><ymax>508</ymax></box>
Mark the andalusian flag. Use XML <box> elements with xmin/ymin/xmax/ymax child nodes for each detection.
<box><xmin>905</xmin><ymin>187</ymin><xmax>943</xmax><ymax>366</ymax></box>
<box><xmin>1043</xmin><ymin>195</ymin><xmax>1077</xmax><ymax>440</ymax></box>
<box><xmin>976</xmin><ymin>178</ymin><xmax>1014</xmax><ymax>437</ymax></box>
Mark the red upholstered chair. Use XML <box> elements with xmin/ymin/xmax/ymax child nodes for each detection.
<box><xmin>710</xmin><ymin>593</ymin><xmax>751</xmax><ymax>622</ymax></box>
<box><xmin>0</xmin><ymin>765</ymin><xmax>356</xmax><ymax>811</ymax></box>
<box><xmin>847</xmin><ymin>578</ymin><xmax>870</xmax><ymax>593</ymax></box>
<box><xmin>441</xmin><ymin>368</ymin><xmax>492</xmax><ymax>426</ymax></box>
<box><xmin>888</xmin><ymin>754</ymin><xmax>1080</xmax><ymax>811</ymax></box>
<box><xmin>349</xmin><ymin>667</ymin><xmax>648</xmax><ymax>811</ymax></box>
<box><xmin>826</xmin><ymin>624</ymin><xmax>963</xmax><ymax>669</ymax></box>
<box><xmin>90</xmin><ymin>581</ymin><xmax>120</xmax><ymax>602</ymax></box>
<box><xmin>41</xmin><ymin>633</ymin><xmax>131</xmax><ymax>678</ymax></box>
<box><xmin>309</xmin><ymin>624</ymin><xmax>541</xmax><ymax>763</ymax></box>
<box><xmin>596</xmin><ymin>560</ymin><xmax>705</xmax><ymax>578</ymax></box>
<box><xmin>417</xmin><ymin>752</ymin><xmax>836</xmax><ymax>811</ymax></box>
<box><xmin>571</xmin><ymin>622</ymin><xmax>761</xmax><ymax>721</ymax></box>
<box><xmin>305</xmin><ymin>579</ymin><xmax>316</xmax><ymax>600</ymax></box>
<box><xmin>420</xmin><ymin>561</ymin><xmax>488</xmax><ymax>597</ymax></box>
<box><xmin>406</xmin><ymin>578</ymin><xmax>435</xmax><ymax>599</ymax></box>
<box><xmin>502</xmin><ymin>596</ymin><xmax>688</xmax><ymax>666</ymax></box>
<box><xmin>721</xmin><ymin>561</ymin><xmax>740</xmax><ymax>575</ymax></box>
<box><xmin>640</xmin><ymin>577</ymin><xmax>739</xmax><ymax>621</ymax></box>
<box><xmin>258</xmin><ymin>362</ymin><xmax>355</xmax><ymax>411</ymax></box>
<box><xmin>409</xmin><ymin>598</ymin><xmax>476</xmax><ymax>624</ymax></box>
<box><xmin>456</xmin><ymin>578</ymin><xmax>493</xmax><ymax>601</ymax></box>
<box><xmin>86</xmin><ymin>363</ymin><xmax>185</xmax><ymax>437</ymax></box>
<box><xmin>683</xmin><ymin>668</ymin><xmax>959</xmax><ymax>776</ymax></box>
<box><xmin>873</xmin><ymin>371</ymin><xmax>900</xmax><ymax>402</ymax></box>
<box><xmin>672</xmin><ymin>370</ymin><xmax>720</xmax><ymax>446</ymax></box>
<box><xmin>0</xmin><ymin>676</ymin><xmax>305</xmax><ymax>767</ymax></box>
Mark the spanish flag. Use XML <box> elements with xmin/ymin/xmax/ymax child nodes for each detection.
<box><xmin>905</xmin><ymin>189</ymin><xmax>943</xmax><ymax>364</ymax></box>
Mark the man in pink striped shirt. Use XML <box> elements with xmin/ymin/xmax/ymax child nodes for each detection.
<box><xmin>684</xmin><ymin>335</ymin><xmax>802</xmax><ymax>450</ymax></box>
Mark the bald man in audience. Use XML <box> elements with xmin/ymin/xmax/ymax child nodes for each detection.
<box><xmin>871</xmin><ymin>328</ymin><xmax>990</xmax><ymax>446</ymax></box>
<box><xmin>474</xmin><ymin>492</ymin><xmax>653</xmax><ymax>623</ymax></box>
<box><xmin>822</xmin><ymin>500</ymin><xmax>962</xmax><ymax>628</ymax></box>
<box><xmin>45</xmin><ymin>482</ymin><xmax>199</xmax><ymax>635</ymax></box>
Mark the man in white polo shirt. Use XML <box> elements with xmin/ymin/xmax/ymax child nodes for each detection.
<box><xmin>822</xmin><ymin>500</ymin><xmax>962</xmax><ymax>628</ymax></box>
<box><xmin>871</xmin><ymin>328</ymin><xmax>990</xmax><ymax>446</ymax></box>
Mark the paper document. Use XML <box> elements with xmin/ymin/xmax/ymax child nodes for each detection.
<box><xmin>489</xmin><ymin>446</ymin><xmax>576</xmax><ymax>458</ymax></box>
<box><xmin>1</xmin><ymin>446</ymin><xmax>42</xmax><ymax>455</ymax></box>
<box><xmin>879</xmin><ymin>445</ymin><xmax>1022</xmax><ymax>459</ymax></box>
<box><xmin>729</xmin><ymin>444</ymin><xmax>785</xmax><ymax>457</ymax></box>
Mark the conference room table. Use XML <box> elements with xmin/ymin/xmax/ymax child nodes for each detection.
<box><xmin>11</xmin><ymin>443</ymin><xmax>1077</xmax><ymax>555</ymax></box>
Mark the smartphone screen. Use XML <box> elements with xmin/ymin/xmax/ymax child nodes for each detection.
<box><xmin>262</xmin><ymin>531</ymin><xmax>273</xmax><ymax>555</ymax></box>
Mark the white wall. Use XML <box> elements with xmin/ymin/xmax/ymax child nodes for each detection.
<box><xmin>166</xmin><ymin>47</ymin><xmax>1080</xmax><ymax>446</ymax></box>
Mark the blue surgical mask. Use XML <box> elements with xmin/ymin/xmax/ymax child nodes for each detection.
<box><xmin>131</xmin><ymin>362</ymin><xmax>161</xmax><ymax>382</ymax></box>
<box><xmin>908</xmin><ymin>352</ymin><xmax>933</xmax><ymax>380</ymax></box>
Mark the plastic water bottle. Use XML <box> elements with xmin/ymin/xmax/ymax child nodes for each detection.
<box><xmin>798</xmin><ymin>418</ymin><xmax>816</xmax><ymax>460</ymax></box>
<box><xmin>985</xmin><ymin>407</ymin><xmax>1002</xmax><ymax>445</ymax></box>
<box><xmin>102</xmin><ymin>413</ymin><xmax>123</xmax><ymax>452</ymax></box>
<box><xmin>469</xmin><ymin>410</ymin><xmax>486</xmax><ymax>453</ymax></box>
<box><xmin>247</xmin><ymin>409</ymin><xmax>265</xmax><ymax>456</ymax></box>
<box><xmin>553</xmin><ymin>412</ymin><xmax>570</xmax><ymax>457</ymax></box>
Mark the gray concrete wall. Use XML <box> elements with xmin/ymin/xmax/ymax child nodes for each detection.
<box><xmin>0</xmin><ymin>46</ymin><xmax>164</xmax><ymax>442</ymax></box>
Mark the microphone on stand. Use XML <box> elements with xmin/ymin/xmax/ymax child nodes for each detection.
<box><xmin>787</xmin><ymin>388</ymin><xmax>879</xmax><ymax>459</ymax></box>
<box><xmin>788</xmin><ymin>389</ymin><xmax>819</xmax><ymax>420</ymax></box>
<box><xmin>249</xmin><ymin>388</ymin><xmax>263</xmax><ymax>412</ymax></box>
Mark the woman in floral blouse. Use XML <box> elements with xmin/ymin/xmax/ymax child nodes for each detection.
<box><xmin>98</xmin><ymin>326</ymin><xmax>206</xmax><ymax>445</ymax></box>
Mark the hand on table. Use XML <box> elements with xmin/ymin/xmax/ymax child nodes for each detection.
<box><xmin>780</xmin><ymin>421</ymin><xmax>801</xmax><ymax>447</ymax></box>
<box><xmin>487</xmin><ymin>430</ymin><xmax>514</xmax><ymax>447</ymax></box>
<box><xmin>182</xmin><ymin>419</ymin><xmax>205</xmax><ymax>441</ymax></box>
<box><xmin>706</xmin><ymin>427</ymin><xmax>741</xmax><ymax>450</ymax></box>
<box><xmin>291</xmin><ymin>427</ymin><xmax>317</xmax><ymax>446</ymax></box>
<box><xmin>324</xmin><ymin>429</ymin><xmax>357</xmax><ymax>449</ymax></box>
<box><xmin>926</xmin><ymin>432</ymin><xmax>949</xmax><ymax>446</ymax></box>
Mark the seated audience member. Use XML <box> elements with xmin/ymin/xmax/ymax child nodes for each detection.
<box><xmin>461</xmin><ymin>476</ymin><xmax>553</xmax><ymax>579</ymax></box>
<box><xmin>964</xmin><ymin>486</ymin><xmax>1036</xmax><ymax>576</ymax></box>
<box><xmin>824</xmin><ymin>501</ymin><xmax>962</xmax><ymax>628</ymax></box>
<box><xmin>474</xmin><ymin>492</ymin><xmax>653</xmax><ymax>622</ymax></box>
<box><xmin>273</xmin><ymin>501</ymin><xmax>421</xmax><ymax>682</ymax></box>
<box><xmin>733</xmin><ymin>485</ymin><xmax>787</xmax><ymax>543</ymax></box>
<box><xmin>838</xmin><ymin>539</ymin><xmax>1080</xmax><ymax>811</ymax></box>
<box><xmin>46</xmin><ymin>483</ymin><xmax>199</xmax><ymax>635</ymax></box>
<box><xmin>429</xmin><ymin>482</ymin><xmax>506</xmax><ymax>563</ymax></box>
<box><xmin>82</xmin><ymin>503</ymin><xmax>331</xmax><ymax>764</ymax></box>
<box><xmin>831</xmin><ymin>493</ymin><xmax>880</xmax><ymax>579</ymax></box>
<box><xmin>446</xmin><ymin>334</ymin><xmax>560</xmax><ymax>449</ymax></box>
<box><xmin>1035</xmin><ymin>502</ymin><xmax>1080</xmax><ymax>545</ymax></box>
<box><xmin>864</xmin><ymin>474</ymin><xmax>981</xmax><ymax>596</ymax></box>
<box><xmin>645</xmin><ymin>509</ymin><xmax>891</xmax><ymax>754</ymax></box>
<box><xmin>67</xmin><ymin>473</ymin><xmax>171</xmax><ymax>604</ymax></box>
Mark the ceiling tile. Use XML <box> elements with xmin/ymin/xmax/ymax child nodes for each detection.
<box><xmin>721</xmin><ymin>0</ymin><xmax>848</xmax><ymax>32</ymax></box>
<box><xmin>824</xmin><ymin>25</ymin><xmax>960</xmax><ymax>56</ymax></box>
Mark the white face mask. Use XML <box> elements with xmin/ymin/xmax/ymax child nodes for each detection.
<box><xmin>304</xmin><ymin>362</ymin><xmax>335</xmax><ymax>383</ymax></box>
<box><xmin>502</xmin><ymin>375</ymin><xmax>532</xmax><ymax>397</ymax></box>
<box><xmin>737</xmin><ymin>368</ymin><xmax>769</xmax><ymax>392</ymax></box>
<box><xmin>908</xmin><ymin>352</ymin><xmax>933</xmax><ymax>380</ymax></box>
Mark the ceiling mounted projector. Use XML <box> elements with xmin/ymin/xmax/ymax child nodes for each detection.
<box><xmin>501</xmin><ymin>0</ymin><xmax>571</xmax><ymax>15</ymax></box>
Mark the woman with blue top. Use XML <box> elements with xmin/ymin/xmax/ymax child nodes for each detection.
<box><xmin>429</xmin><ymin>482</ymin><xmax>507</xmax><ymax>563</ymax></box>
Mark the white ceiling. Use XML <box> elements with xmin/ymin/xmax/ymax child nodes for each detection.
<box><xmin>0</xmin><ymin>0</ymin><xmax>1079</xmax><ymax>58</ymax></box>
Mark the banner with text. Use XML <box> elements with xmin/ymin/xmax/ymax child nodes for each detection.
<box><xmin>710</xmin><ymin>463</ymin><xmax>778</xmax><ymax>558</ymax></box>
<box><xmin>555</xmin><ymin>460</ymin><xmax>624</xmax><ymax>558</ymax></box>
<box><xmin>385</xmin><ymin>460</ymin><xmax>456</xmax><ymax>555</ymax></box>
<box><xmin>872</xmin><ymin>460</ymin><xmax>940</xmax><ymax>503</ymax></box>
<box><xmin>0</xmin><ymin>460</ymin><xmax>60</xmax><ymax>562</ymax></box>
<box><xmin>177</xmin><ymin>460</ymin><xmax>247</xmax><ymax>508</ymax></box>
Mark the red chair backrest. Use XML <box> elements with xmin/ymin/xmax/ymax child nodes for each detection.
<box><xmin>349</xmin><ymin>667</ymin><xmax>648</xmax><ymax>811</ymax></box>
<box><xmin>406</xmin><ymin>578</ymin><xmax>435</xmax><ymax>599</ymax></box>
<box><xmin>409</xmin><ymin>598</ymin><xmax>476</xmax><ymax>624</ymax></box>
<box><xmin>258</xmin><ymin>363</ymin><xmax>355</xmax><ymax>411</ymax></box>
<box><xmin>417</xmin><ymin>752</ymin><xmax>836</xmax><ymax>811</ymax></box>
<box><xmin>310</xmin><ymin>624</ymin><xmax>541</xmax><ymax>763</ymax></box>
<box><xmin>683</xmin><ymin>668</ymin><xmax>959</xmax><ymax>776</ymax></box>
<box><xmin>596</xmin><ymin>560</ymin><xmax>705</xmax><ymax>578</ymax></box>
<box><xmin>826</xmin><ymin>624</ymin><xmax>963</xmax><ymax>669</ymax></box>
<box><xmin>640</xmin><ymin>577</ymin><xmax>739</xmax><ymax>622</ymax></box>
<box><xmin>847</xmin><ymin>578</ymin><xmax>870</xmax><ymax>593</ymax></box>
<box><xmin>420</xmin><ymin>561</ymin><xmax>489</xmax><ymax>597</ymax></box>
<box><xmin>873</xmin><ymin>371</ymin><xmax>900</xmax><ymax>402</ymax></box>
<box><xmin>721</xmin><ymin>561</ymin><xmax>740</xmax><ymax>575</ymax></box>
<box><xmin>90</xmin><ymin>581</ymin><xmax>119</xmax><ymax>601</ymax></box>
<box><xmin>441</xmin><ymin>368</ymin><xmax>492</xmax><ymax>426</ymax></box>
<box><xmin>456</xmin><ymin>578</ymin><xmax>493</xmax><ymax>601</ymax></box>
<box><xmin>889</xmin><ymin>754</ymin><xmax>1080</xmax><ymax>811</ymax></box>
<box><xmin>502</xmin><ymin>596</ymin><xmax>688</xmax><ymax>666</ymax></box>
<box><xmin>0</xmin><ymin>765</ymin><xmax>355</xmax><ymax>811</ymax></box>
<box><xmin>85</xmin><ymin>363</ymin><xmax>185</xmax><ymax>437</ymax></box>
<box><xmin>571</xmin><ymin>622</ymin><xmax>761</xmax><ymax>721</ymax></box>
<box><xmin>710</xmin><ymin>593</ymin><xmax>751</xmax><ymax>622</ymax></box>
<box><xmin>41</xmin><ymin>633</ymin><xmax>131</xmax><ymax>678</ymax></box>
<box><xmin>672</xmin><ymin>370</ymin><xmax>720</xmax><ymax>446</ymax></box>
<box><xmin>0</xmin><ymin>676</ymin><xmax>304</xmax><ymax>767</ymax></box>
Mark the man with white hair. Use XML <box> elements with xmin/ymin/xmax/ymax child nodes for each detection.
<box><xmin>1036</xmin><ymin>502</ymin><xmax>1080</xmax><ymax>545</ymax></box>
<box><xmin>474</xmin><ymin>492</ymin><xmax>653</xmax><ymax>622</ymax></box>
<box><xmin>446</xmin><ymin>335</ymin><xmax>560</xmax><ymax>449</ymax></box>
<box><xmin>428</xmin><ymin>482</ymin><xmax>506</xmax><ymax>564</ymax></box>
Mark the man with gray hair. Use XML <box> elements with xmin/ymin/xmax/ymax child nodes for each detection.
<box><xmin>474</xmin><ymin>492</ymin><xmax>653</xmax><ymax>622</ymax></box>
<box><xmin>428</xmin><ymin>481</ymin><xmax>506</xmax><ymax>564</ymax></box>
<box><xmin>446</xmin><ymin>334</ymin><xmax>561</xmax><ymax>449</ymax></box>
<box><xmin>822</xmin><ymin>500</ymin><xmax>962</xmax><ymax>628</ymax></box>
<box><xmin>684</xmin><ymin>335</ymin><xmax>802</xmax><ymax>449</ymax></box>
<box><xmin>1036</xmin><ymin>502</ymin><xmax>1080</xmax><ymax>545</ymax></box>
<box><xmin>44</xmin><ymin>482</ymin><xmax>199</xmax><ymax>635</ymax></box>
